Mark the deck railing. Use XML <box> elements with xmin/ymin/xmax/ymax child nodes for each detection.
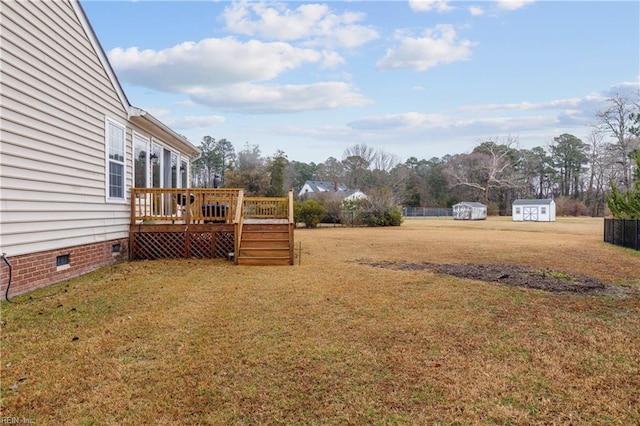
<box><xmin>130</xmin><ymin>188</ymin><xmax>294</xmax><ymax>264</ymax></box>
<box><xmin>130</xmin><ymin>188</ymin><xmax>244</xmax><ymax>224</ymax></box>
<box><xmin>131</xmin><ymin>188</ymin><xmax>295</xmax><ymax>223</ymax></box>
<box><xmin>235</xmin><ymin>190</ymin><xmax>294</xmax><ymax>264</ymax></box>
<box><xmin>243</xmin><ymin>196</ymin><xmax>290</xmax><ymax>219</ymax></box>
<box><xmin>234</xmin><ymin>190</ymin><xmax>245</xmax><ymax>263</ymax></box>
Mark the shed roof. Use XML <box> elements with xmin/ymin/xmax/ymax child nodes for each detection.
<box><xmin>513</xmin><ymin>199</ymin><xmax>554</xmax><ymax>205</ymax></box>
<box><xmin>454</xmin><ymin>202</ymin><xmax>486</xmax><ymax>208</ymax></box>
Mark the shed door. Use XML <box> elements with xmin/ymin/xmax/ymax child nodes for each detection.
<box><xmin>523</xmin><ymin>206</ymin><xmax>538</xmax><ymax>221</ymax></box>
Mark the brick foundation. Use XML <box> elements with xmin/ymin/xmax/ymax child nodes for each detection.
<box><xmin>0</xmin><ymin>239</ymin><xmax>129</xmax><ymax>299</ymax></box>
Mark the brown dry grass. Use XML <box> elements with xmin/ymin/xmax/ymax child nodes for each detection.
<box><xmin>1</xmin><ymin>217</ymin><xmax>639</xmax><ymax>424</ymax></box>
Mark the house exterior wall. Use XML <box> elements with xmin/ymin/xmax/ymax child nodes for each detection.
<box><xmin>0</xmin><ymin>238</ymin><xmax>128</xmax><ymax>298</ymax></box>
<box><xmin>0</xmin><ymin>1</ymin><xmax>196</xmax><ymax>295</ymax></box>
<box><xmin>1</xmin><ymin>0</ymin><xmax>132</xmax><ymax>258</ymax></box>
<box><xmin>298</xmin><ymin>183</ymin><xmax>314</xmax><ymax>198</ymax></box>
<box><xmin>343</xmin><ymin>191</ymin><xmax>367</xmax><ymax>202</ymax></box>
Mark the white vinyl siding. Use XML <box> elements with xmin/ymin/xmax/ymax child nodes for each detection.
<box><xmin>0</xmin><ymin>0</ymin><xmax>130</xmax><ymax>256</ymax></box>
<box><xmin>0</xmin><ymin>0</ymin><xmax>197</xmax><ymax>257</ymax></box>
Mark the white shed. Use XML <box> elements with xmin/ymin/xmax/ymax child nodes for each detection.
<box><xmin>512</xmin><ymin>199</ymin><xmax>556</xmax><ymax>222</ymax></box>
<box><xmin>452</xmin><ymin>202</ymin><xmax>487</xmax><ymax>220</ymax></box>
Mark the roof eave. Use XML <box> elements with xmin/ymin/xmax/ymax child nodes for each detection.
<box><xmin>128</xmin><ymin>107</ymin><xmax>199</xmax><ymax>157</ymax></box>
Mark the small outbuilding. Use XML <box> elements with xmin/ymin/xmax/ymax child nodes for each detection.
<box><xmin>452</xmin><ymin>202</ymin><xmax>487</xmax><ymax>220</ymax></box>
<box><xmin>512</xmin><ymin>199</ymin><xmax>556</xmax><ymax>222</ymax></box>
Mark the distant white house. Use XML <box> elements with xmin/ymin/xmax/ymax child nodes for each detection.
<box><xmin>453</xmin><ymin>202</ymin><xmax>487</xmax><ymax>220</ymax></box>
<box><xmin>512</xmin><ymin>199</ymin><xmax>556</xmax><ymax>222</ymax></box>
<box><xmin>298</xmin><ymin>180</ymin><xmax>367</xmax><ymax>202</ymax></box>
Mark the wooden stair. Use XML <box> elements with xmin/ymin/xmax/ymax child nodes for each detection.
<box><xmin>237</xmin><ymin>223</ymin><xmax>293</xmax><ymax>266</ymax></box>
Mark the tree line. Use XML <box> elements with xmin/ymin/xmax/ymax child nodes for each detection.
<box><xmin>191</xmin><ymin>93</ymin><xmax>640</xmax><ymax>216</ymax></box>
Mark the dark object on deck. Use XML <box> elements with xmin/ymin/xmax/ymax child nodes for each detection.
<box><xmin>176</xmin><ymin>193</ymin><xmax>195</xmax><ymax>206</ymax></box>
<box><xmin>213</xmin><ymin>174</ymin><xmax>221</xmax><ymax>188</ymax></box>
<box><xmin>202</xmin><ymin>203</ymin><xmax>228</xmax><ymax>223</ymax></box>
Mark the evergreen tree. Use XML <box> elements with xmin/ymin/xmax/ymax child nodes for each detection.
<box><xmin>607</xmin><ymin>151</ymin><xmax>640</xmax><ymax>218</ymax></box>
<box><xmin>266</xmin><ymin>150</ymin><xmax>288</xmax><ymax>197</ymax></box>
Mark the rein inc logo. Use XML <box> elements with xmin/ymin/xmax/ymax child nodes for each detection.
<box><xmin>0</xmin><ymin>418</ymin><xmax>35</xmax><ymax>424</ymax></box>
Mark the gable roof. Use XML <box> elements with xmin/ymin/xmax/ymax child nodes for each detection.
<box><xmin>302</xmin><ymin>181</ymin><xmax>349</xmax><ymax>192</ymax></box>
<box><xmin>343</xmin><ymin>189</ymin><xmax>367</xmax><ymax>199</ymax></box>
<box><xmin>72</xmin><ymin>0</ymin><xmax>197</xmax><ymax>157</ymax></box>
<box><xmin>513</xmin><ymin>199</ymin><xmax>554</xmax><ymax>206</ymax></box>
<box><xmin>454</xmin><ymin>202</ymin><xmax>486</xmax><ymax>208</ymax></box>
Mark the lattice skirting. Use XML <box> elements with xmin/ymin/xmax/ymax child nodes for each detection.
<box><xmin>133</xmin><ymin>230</ymin><xmax>235</xmax><ymax>260</ymax></box>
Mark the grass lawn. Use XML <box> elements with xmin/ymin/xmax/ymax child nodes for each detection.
<box><xmin>1</xmin><ymin>217</ymin><xmax>639</xmax><ymax>424</ymax></box>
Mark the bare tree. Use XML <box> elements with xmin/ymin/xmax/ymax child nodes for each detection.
<box><xmin>594</xmin><ymin>93</ymin><xmax>640</xmax><ymax>191</ymax></box>
<box><xmin>584</xmin><ymin>130</ymin><xmax>607</xmax><ymax>215</ymax></box>
<box><xmin>343</xmin><ymin>144</ymin><xmax>376</xmax><ymax>166</ymax></box>
<box><xmin>445</xmin><ymin>137</ymin><xmax>521</xmax><ymax>205</ymax></box>
<box><xmin>316</xmin><ymin>157</ymin><xmax>345</xmax><ymax>183</ymax></box>
<box><xmin>371</xmin><ymin>148</ymin><xmax>400</xmax><ymax>172</ymax></box>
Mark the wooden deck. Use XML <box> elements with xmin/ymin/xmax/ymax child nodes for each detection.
<box><xmin>129</xmin><ymin>189</ymin><xmax>294</xmax><ymax>265</ymax></box>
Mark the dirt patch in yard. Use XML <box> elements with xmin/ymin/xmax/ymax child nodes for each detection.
<box><xmin>364</xmin><ymin>261</ymin><xmax>638</xmax><ymax>297</ymax></box>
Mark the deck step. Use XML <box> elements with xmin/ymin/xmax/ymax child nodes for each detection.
<box><xmin>239</xmin><ymin>248</ymin><xmax>290</xmax><ymax>257</ymax></box>
<box><xmin>237</xmin><ymin>221</ymin><xmax>293</xmax><ymax>266</ymax></box>
<box><xmin>241</xmin><ymin>240</ymin><xmax>289</xmax><ymax>249</ymax></box>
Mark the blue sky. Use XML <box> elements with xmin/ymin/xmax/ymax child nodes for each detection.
<box><xmin>82</xmin><ymin>0</ymin><xmax>640</xmax><ymax>164</ymax></box>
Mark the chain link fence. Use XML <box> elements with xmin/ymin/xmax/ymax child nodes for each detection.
<box><xmin>402</xmin><ymin>207</ymin><xmax>453</xmax><ymax>217</ymax></box>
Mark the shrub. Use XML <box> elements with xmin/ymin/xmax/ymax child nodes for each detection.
<box><xmin>361</xmin><ymin>206</ymin><xmax>403</xmax><ymax>227</ymax></box>
<box><xmin>295</xmin><ymin>199</ymin><xmax>327</xmax><ymax>228</ymax></box>
<box><xmin>487</xmin><ymin>203</ymin><xmax>500</xmax><ymax>216</ymax></box>
<box><xmin>555</xmin><ymin>197</ymin><xmax>589</xmax><ymax>216</ymax></box>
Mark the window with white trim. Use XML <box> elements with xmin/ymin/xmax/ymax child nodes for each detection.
<box><xmin>106</xmin><ymin>117</ymin><xmax>126</xmax><ymax>201</ymax></box>
<box><xmin>541</xmin><ymin>207</ymin><xmax>547</xmax><ymax>215</ymax></box>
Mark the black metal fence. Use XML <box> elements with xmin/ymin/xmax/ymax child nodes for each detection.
<box><xmin>403</xmin><ymin>207</ymin><xmax>453</xmax><ymax>217</ymax></box>
<box><xmin>604</xmin><ymin>218</ymin><xmax>640</xmax><ymax>250</ymax></box>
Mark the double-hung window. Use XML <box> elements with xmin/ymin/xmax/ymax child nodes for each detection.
<box><xmin>106</xmin><ymin>117</ymin><xmax>126</xmax><ymax>201</ymax></box>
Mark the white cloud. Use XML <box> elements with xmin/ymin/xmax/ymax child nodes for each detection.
<box><xmin>222</xmin><ymin>1</ymin><xmax>379</xmax><ymax>49</ymax></box>
<box><xmin>188</xmin><ymin>82</ymin><xmax>372</xmax><ymax>113</ymax></box>
<box><xmin>319</xmin><ymin>50</ymin><xmax>346</xmax><ymax>69</ymax></box>
<box><xmin>457</xmin><ymin>98</ymin><xmax>589</xmax><ymax>113</ymax></box>
<box><xmin>376</xmin><ymin>25</ymin><xmax>476</xmax><ymax>71</ymax></box>
<box><xmin>348</xmin><ymin>112</ymin><xmax>448</xmax><ymax>130</ymax></box>
<box><xmin>408</xmin><ymin>0</ymin><xmax>454</xmax><ymax>13</ymax></box>
<box><xmin>469</xmin><ymin>6</ymin><xmax>484</xmax><ymax>16</ymax></box>
<box><xmin>603</xmin><ymin>79</ymin><xmax>640</xmax><ymax>97</ymax></box>
<box><xmin>144</xmin><ymin>107</ymin><xmax>171</xmax><ymax>117</ymax></box>
<box><xmin>108</xmin><ymin>37</ymin><xmax>324</xmax><ymax>90</ymax></box>
<box><xmin>107</xmin><ymin>35</ymin><xmax>366</xmax><ymax>114</ymax></box>
<box><xmin>164</xmin><ymin>115</ymin><xmax>226</xmax><ymax>129</ymax></box>
<box><xmin>496</xmin><ymin>0</ymin><xmax>536</xmax><ymax>11</ymax></box>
